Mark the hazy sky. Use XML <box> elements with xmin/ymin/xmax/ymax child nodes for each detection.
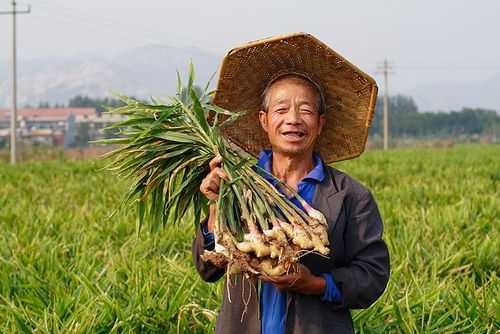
<box><xmin>0</xmin><ymin>0</ymin><xmax>499</xmax><ymax>94</ymax></box>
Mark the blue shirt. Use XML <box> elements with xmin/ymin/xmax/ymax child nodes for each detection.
<box><xmin>201</xmin><ymin>150</ymin><xmax>341</xmax><ymax>333</ymax></box>
<box><xmin>256</xmin><ymin>150</ymin><xmax>341</xmax><ymax>334</ymax></box>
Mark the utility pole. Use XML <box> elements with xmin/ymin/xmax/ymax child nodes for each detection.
<box><xmin>1</xmin><ymin>1</ymin><xmax>31</xmax><ymax>164</ymax></box>
<box><xmin>377</xmin><ymin>59</ymin><xmax>394</xmax><ymax>150</ymax></box>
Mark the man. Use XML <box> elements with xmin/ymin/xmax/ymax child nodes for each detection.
<box><xmin>193</xmin><ymin>33</ymin><xmax>390</xmax><ymax>333</ymax></box>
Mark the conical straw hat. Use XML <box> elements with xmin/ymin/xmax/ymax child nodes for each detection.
<box><xmin>213</xmin><ymin>32</ymin><xmax>378</xmax><ymax>163</ymax></box>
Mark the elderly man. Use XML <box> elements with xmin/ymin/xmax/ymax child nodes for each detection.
<box><xmin>193</xmin><ymin>33</ymin><xmax>390</xmax><ymax>334</ymax></box>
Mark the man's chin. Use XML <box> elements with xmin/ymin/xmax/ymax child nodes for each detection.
<box><xmin>273</xmin><ymin>145</ymin><xmax>310</xmax><ymax>157</ymax></box>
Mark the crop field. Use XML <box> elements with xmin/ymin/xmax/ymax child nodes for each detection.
<box><xmin>0</xmin><ymin>144</ymin><xmax>498</xmax><ymax>333</ymax></box>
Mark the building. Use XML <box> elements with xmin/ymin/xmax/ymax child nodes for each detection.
<box><xmin>0</xmin><ymin>108</ymin><xmax>125</xmax><ymax>148</ymax></box>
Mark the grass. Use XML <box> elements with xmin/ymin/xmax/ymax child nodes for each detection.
<box><xmin>0</xmin><ymin>144</ymin><xmax>498</xmax><ymax>333</ymax></box>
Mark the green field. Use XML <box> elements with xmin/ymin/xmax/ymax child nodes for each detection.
<box><xmin>0</xmin><ymin>145</ymin><xmax>498</xmax><ymax>333</ymax></box>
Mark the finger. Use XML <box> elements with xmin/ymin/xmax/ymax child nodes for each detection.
<box><xmin>274</xmin><ymin>274</ymin><xmax>296</xmax><ymax>283</ymax></box>
<box><xmin>209</xmin><ymin>155</ymin><xmax>223</xmax><ymax>170</ymax></box>
<box><xmin>273</xmin><ymin>278</ymin><xmax>300</xmax><ymax>293</ymax></box>
<box><xmin>205</xmin><ymin>170</ymin><xmax>222</xmax><ymax>186</ymax></box>
<box><xmin>269</xmin><ymin>277</ymin><xmax>294</xmax><ymax>287</ymax></box>
<box><xmin>199</xmin><ymin>180</ymin><xmax>219</xmax><ymax>201</ymax></box>
<box><xmin>289</xmin><ymin>276</ymin><xmax>300</xmax><ymax>287</ymax></box>
<box><xmin>214</xmin><ymin>167</ymin><xmax>229</xmax><ymax>181</ymax></box>
<box><xmin>206</xmin><ymin>193</ymin><xmax>218</xmax><ymax>201</ymax></box>
<box><xmin>201</xmin><ymin>175</ymin><xmax>219</xmax><ymax>193</ymax></box>
<box><xmin>259</xmin><ymin>274</ymin><xmax>278</xmax><ymax>283</ymax></box>
<box><xmin>205</xmin><ymin>178</ymin><xmax>220</xmax><ymax>194</ymax></box>
<box><xmin>199</xmin><ymin>188</ymin><xmax>218</xmax><ymax>201</ymax></box>
<box><xmin>199</xmin><ymin>178</ymin><xmax>210</xmax><ymax>193</ymax></box>
<box><xmin>266</xmin><ymin>275</ymin><xmax>285</xmax><ymax>283</ymax></box>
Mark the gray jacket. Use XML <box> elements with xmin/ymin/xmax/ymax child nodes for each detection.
<box><xmin>192</xmin><ymin>165</ymin><xmax>390</xmax><ymax>333</ymax></box>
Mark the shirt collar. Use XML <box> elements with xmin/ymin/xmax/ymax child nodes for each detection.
<box><xmin>256</xmin><ymin>149</ymin><xmax>325</xmax><ymax>184</ymax></box>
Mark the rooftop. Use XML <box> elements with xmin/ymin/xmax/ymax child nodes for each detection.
<box><xmin>0</xmin><ymin>108</ymin><xmax>97</xmax><ymax>120</ymax></box>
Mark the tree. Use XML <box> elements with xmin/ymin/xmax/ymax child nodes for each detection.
<box><xmin>369</xmin><ymin>94</ymin><xmax>499</xmax><ymax>139</ymax></box>
<box><xmin>37</xmin><ymin>101</ymin><xmax>51</xmax><ymax>108</ymax></box>
<box><xmin>76</xmin><ymin>122</ymin><xmax>90</xmax><ymax>147</ymax></box>
<box><xmin>68</xmin><ymin>95</ymin><xmax>124</xmax><ymax>115</ymax></box>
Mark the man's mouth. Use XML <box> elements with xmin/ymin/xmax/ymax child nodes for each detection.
<box><xmin>281</xmin><ymin>130</ymin><xmax>306</xmax><ymax>139</ymax></box>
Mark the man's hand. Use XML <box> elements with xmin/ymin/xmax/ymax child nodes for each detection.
<box><xmin>260</xmin><ymin>264</ymin><xmax>326</xmax><ymax>295</ymax></box>
<box><xmin>199</xmin><ymin>155</ymin><xmax>228</xmax><ymax>232</ymax></box>
<box><xmin>199</xmin><ymin>155</ymin><xmax>228</xmax><ymax>201</ymax></box>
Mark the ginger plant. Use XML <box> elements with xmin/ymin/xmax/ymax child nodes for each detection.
<box><xmin>99</xmin><ymin>65</ymin><xmax>330</xmax><ymax>277</ymax></box>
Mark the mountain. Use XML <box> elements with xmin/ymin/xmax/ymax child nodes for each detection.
<box><xmin>0</xmin><ymin>45</ymin><xmax>219</xmax><ymax>107</ymax></box>
<box><xmin>0</xmin><ymin>46</ymin><xmax>498</xmax><ymax>112</ymax></box>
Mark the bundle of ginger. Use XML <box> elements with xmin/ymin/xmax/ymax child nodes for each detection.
<box><xmin>100</xmin><ymin>68</ymin><xmax>331</xmax><ymax>279</ymax></box>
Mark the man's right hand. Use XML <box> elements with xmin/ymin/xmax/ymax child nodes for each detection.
<box><xmin>199</xmin><ymin>155</ymin><xmax>229</xmax><ymax>201</ymax></box>
<box><xmin>199</xmin><ymin>155</ymin><xmax>228</xmax><ymax>231</ymax></box>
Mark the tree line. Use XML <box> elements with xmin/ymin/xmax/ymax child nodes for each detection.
<box><xmin>29</xmin><ymin>94</ymin><xmax>499</xmax><ymax>139</ymax></box>
<box><xmin>370</xmin><ymin>95</ymin><xmax>499</xmax><ymax>138</ymax></box>
<box><xmin>30</xmin><ymin>96</ymin><xmax>124</xmax><ymax>115</ymax></box>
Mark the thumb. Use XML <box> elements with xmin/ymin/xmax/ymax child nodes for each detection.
<box><xmin>209</xmin><ymin>154</ymin><xmax>223</xmax><ymax>170</ymax></box>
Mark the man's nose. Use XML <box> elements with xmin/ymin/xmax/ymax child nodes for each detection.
<box><xmin>284</xmin><ymin>106</ymin><xmax>301</xmax><ymax>124</ymax></box>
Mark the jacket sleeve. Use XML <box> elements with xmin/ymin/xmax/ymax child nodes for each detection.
<box><xmin>330</xmin><ymin>189</ymin><xmax>390</xmax><ymax>310</ymax></box>
<box><xmin>192</xmin><ymin>219</ymin><xmax>226</xmax><ymax>282</ymax></box>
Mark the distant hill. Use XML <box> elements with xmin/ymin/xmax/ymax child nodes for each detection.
<box><xmin>0</xmin><ymin>45</ymin><xmax>219</xmax><ymax>107</ymax></box>
<box><xmin>0</xmin><ymin>45</ymin><xmax>498</xmax><ymax>112</ymax></box>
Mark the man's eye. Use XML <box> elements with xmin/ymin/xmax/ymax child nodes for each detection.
<box><xmin>275</xmin><ymin>108</ymin><xmax>287</xmax><ymax>114</ymax></box>
<box><xmin>300</xmin><ymin>109</ymin><xmax>313</xmax><ymax>114</ymax></box>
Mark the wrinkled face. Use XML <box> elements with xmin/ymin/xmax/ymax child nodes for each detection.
<box><xmin>259</xmin><ymin>77</ymin><xmax>326</xmax><ymax>157</ymax></box>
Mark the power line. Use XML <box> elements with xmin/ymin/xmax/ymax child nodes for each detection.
<box><xmin>0</xmin><ymin>1</ymin><xmax>31</xmax><ymax>165</ymax></box>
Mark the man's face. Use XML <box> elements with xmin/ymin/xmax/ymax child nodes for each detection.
<box><xmin>259</xmin><ymin>78</ymin><xmax>326</xmax><ymax>157</ymax></box>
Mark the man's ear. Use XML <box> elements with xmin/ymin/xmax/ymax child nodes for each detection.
<box><xmin>318</xmin><ymin>114</ymin><xmax>326</xmax><ymax>135</ymax></box>
<box><xmin>259</xmin><ymin>110</ymin><xmax>269</xmax><ymax>133</ymax></box>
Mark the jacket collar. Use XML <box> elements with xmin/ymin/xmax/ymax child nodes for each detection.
<box><xmin>256</xmin><ymin>149</ymin><xmax>325</xmax><ymax>186</ymax></box>
<box><xmin>312</xmin><ymin>166</ymin><xmax>346</xmax><ymax>231</ymax></box>
<box><xmin>313</xmin><ymin>165</ymin><xmax>344</xmax><ymax>198</ymax></box>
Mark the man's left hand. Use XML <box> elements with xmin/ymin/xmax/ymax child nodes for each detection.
<box><xmin>260</xmin><ymin>264</ymin><xmax>326</xmax><ymax>295</ymax></box>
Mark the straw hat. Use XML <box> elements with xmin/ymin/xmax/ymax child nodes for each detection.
<box><xmin>213</xmin><ymin>32</ymin><xmax>378</xmax><ymax>163</ymax></box>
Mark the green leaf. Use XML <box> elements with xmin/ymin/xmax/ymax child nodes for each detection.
<box><xmin>187</xmin><ymin>62</ymin><xmax>195</xmax><ymax>93</ymax></box>
<box><xmin>137</xmin><ymin>197</ymin><xmax>146</xmax><ymax>233</ymax></box>
<box><xmin>176</xmin><ymin>70</ymin><xmax>183</xmax><ymax>96</ymax></box>
<box><xmin>103</xmin><ymin>117</ymin><xmax>154</xmax><ymax>131</ymax></box>
<box><xmin>190</xmin><ymin>88</ymin><xmax>210</xmax><ymax>134</ymax></box>
<box><xmin>92</xmin><ymin>137</ymin><xmax>130</xmax><ymax>145</ymax></box>
<box><xmin>202</xmin><ymin>71</ymin><xmax>217</xmax><ymax>102</ymax></box>
<box><xmin>153</xmin><ymin>131</ymin><xmax>200</xmax><ymax>144</ymax></box>
<box><xmin>164</xmin><ymin>167</ymin><xmax>204</xmax><ymax>218</ymax></box>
